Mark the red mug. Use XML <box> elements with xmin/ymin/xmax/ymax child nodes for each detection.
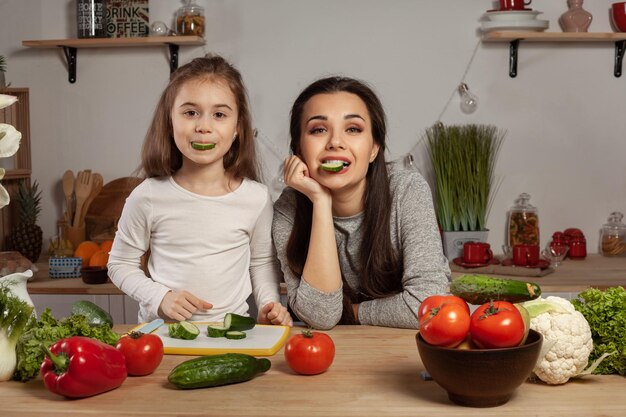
<box><xmin>463</xmin><ymin>242</ymin><xmax>493</xmax><ymax>264</ymax></box>
<box><xmin>513</xmin><ymin>244</ymin><xmax>540</xmax><ymax>266</ymax></box>
<box><xmin>612</xmin><ymin>2</ymin><xmax>626</xmax><ymax>32</ymax></box>
<box><xmin>499</xmin><ymin>0</ymin><xmax>532</xmax><ymax>10</ymax></box>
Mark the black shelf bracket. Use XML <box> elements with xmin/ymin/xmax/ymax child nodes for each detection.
<box><xmin>615</xmin><ymin>40</ymin><xmax>626</xmax><ymax>77</ymax></box>
<box><xmin>168</xmin><ymin>44</ymin><xmax>179</xmax><ymax>74</ymax></box>
<box><xmin>63</xmin><ymin>46</ymin><xmax>78</xmax><ymax>84</ymax></box>
<box><xmin>508</xmin><ymin>39</ymin><xmax>520</xmax><ymax>78</ymax></box>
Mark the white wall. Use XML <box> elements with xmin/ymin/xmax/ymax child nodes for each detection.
<box><xmin>1</xmin><ymin>0</ymin><xmax>624</xmax><ymax>254</ymax></box>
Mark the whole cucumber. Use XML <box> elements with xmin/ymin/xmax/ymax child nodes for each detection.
<box><xmin>449</xmin><ymin>274</ymin><xmax>541</xmax><ymax>305</ymax></box>
<box><xmin>71</xmin><ymin>300</ymin><xmax>114</xmax><ymax>328</ymax></box>
<box><xmin>168</xmin><ymin>353</ymin><xmax>271</xmax><ymax>389</ymax></box>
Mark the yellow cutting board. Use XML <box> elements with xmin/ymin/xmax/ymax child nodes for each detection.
<box><xmin>134</xmin><ymin>322</ymin><xmax>290</xmax><ymax>356</ymax></box>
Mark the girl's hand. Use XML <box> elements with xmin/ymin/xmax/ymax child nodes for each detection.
<box><xmin>283</xmin><ymin>156</ymin><xmax>330</xmax><ymax>203</ymax></box>
<box><xmin>258</xmin><ymin>302</ymin><xmax>293</xmax><ymax>327</ymax></box>
<box><xmin>159</xmin><ymin>290</ymin><xmax>213</xmax><ymax>321</ymax></box>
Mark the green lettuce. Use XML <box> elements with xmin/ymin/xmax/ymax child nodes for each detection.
<box><xmin>572</xmin><ymin>286</ymin><xmax>626</xmax><ymax>375</ymax></box>
<box><xmin>13</xmin><ymin>308</ymin><xmax>119</xmax><ymax>381</ymax></box>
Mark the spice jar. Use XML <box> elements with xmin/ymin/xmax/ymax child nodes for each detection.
<box><xmin>600</xmin><ymin>212</ymin><xmax>626</xmax><ymax>257</ymax></box>
<box><xmin>507</xmin><ymin>193</ymin><xmax>540</xmax><ymax>248</ymax></box>
<box><xmin>176</xmin><ymin>0</ymin><xmax>205</xmax><ymax>37</ymax></box>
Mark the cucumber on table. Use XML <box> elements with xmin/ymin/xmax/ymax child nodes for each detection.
<box><xmin>168</xmin><ymin>353</ymin><xmax>271</xmax><ymax>389</ymax></box>
<box><xmin>449</xmin><ymin>274</ymin><xmax>541</xmax><ymax>305</ymax></box>
<box><xmin>71</xmin><ymin>300</ymin><xmax>114</xmax><ymax>328</ymax></box>
<box><xmin>225</xmin><ymin>331</ymin><xmax>247</xmax><ymax>340</ymax></box>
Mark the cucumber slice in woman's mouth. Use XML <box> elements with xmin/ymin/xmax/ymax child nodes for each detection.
<box><xmin>320</xmin><ymin>161</ymin><xmax>348</xmax><ymax>172</ymax></box>
<box><xmin>192</xmin><ymin>142</ymin><xmax>216</xmax><ymax>150</ymax></box>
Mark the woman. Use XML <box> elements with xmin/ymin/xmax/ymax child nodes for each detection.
<box><xmin>272</xmin><ymin>76</ymin><xmax>450</xmax><ymax>329</ymax></box>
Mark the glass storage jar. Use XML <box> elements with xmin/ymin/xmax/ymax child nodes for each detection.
<box><xmin>176</xmin><ymin>0</ymin><xmax>205</xmax><ymax>37</ymax></box>
<box><xmin>600</xmin><ymin>212</ymin><xmax>626</xmax><ymax>257</ymax></box>
<box><xmin>507</xmin><ymin>193</ymin><xmax>540</xmax><ymax>248</ymax></box>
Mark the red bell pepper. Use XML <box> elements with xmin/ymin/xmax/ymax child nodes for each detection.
<box><xmin>40</xmin><ymin>336</ymin><xmax>127</xmax><ymax>398</ymax></box>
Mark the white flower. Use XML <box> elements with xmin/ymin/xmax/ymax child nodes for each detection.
<box><xmin>0</xmin><ymin>123</ymin><xmax>21</xmax><ymax>158</ymax></box>
<box><xmin>0</xmin><ymin>94</ymin><xmax>18</xmax><ymax>110</ymax></box>
<box><xmin>0</xmin><ymin>94</ymin><xmax>21</xmax><ymax>209</ymax></box>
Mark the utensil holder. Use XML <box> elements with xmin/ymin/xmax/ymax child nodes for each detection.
<box><xmin>64</xmin><ymin>225</ymin><xmax>86</xmax><ymax>250</ymax></box>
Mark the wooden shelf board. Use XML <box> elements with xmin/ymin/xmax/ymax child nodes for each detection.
<box><xmin>483</xmin><ymin>31</ymin><xmax>626</xmax><ymax>42</ymax></box>
<box><xmin>22</xmin><ymin>36</ymin><xmax>204</xmax><ymax>49</ymax></box>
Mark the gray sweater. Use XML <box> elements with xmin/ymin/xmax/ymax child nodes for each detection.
<box><xmin>272</xmin><ymin>166</ymin><xmax>451</xmax><ymax>329</ymax></box>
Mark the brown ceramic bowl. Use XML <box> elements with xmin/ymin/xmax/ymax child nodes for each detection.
<box><xmin>416</xmin><ymin>329</ymin><xmax>542</xmax><ymax>407</ymax></box>
<box><xmin>81</xmin><ymin>266</ymin><xmax>109</xmax><ymax>285</ymax></box>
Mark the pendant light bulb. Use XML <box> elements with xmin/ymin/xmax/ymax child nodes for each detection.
<box><xmin>458</xmin><ymin>83</ymin><xmax>478</xmax><ymax>114</ymax></box>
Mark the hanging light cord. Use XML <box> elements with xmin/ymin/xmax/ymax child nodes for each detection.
<box><xmin>435</xmin><ymin>39</ymin><xmax>482</xmax><ymax>123</ymax></box>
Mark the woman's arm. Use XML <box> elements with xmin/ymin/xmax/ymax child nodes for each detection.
<box><xmin>283</xmin><ymin>156</ymin><xmax>342</xmax><ymax>293</ymax></box>
<box><xmin>357</xmin><ymin>170</ymin><xmax>451</xmax><ymax>328</ymax></box>
<box><xmin>272</xmin><ymin>188</ymin><xmax>343</xmax><ymax>330</ymax></box>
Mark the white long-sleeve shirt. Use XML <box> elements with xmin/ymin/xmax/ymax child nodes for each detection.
<box><xmin>108</xmin><ymin>177</ymin><xmax>281</xmax><ymax>323</ymax></box>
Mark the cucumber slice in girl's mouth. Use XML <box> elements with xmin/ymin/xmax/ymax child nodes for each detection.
<box><xmin>320</xmin><ymin>161</ymin><xmax>348</xmax><ymax>172</ymax></box>
<box><xmin>191</xmin><ymin>142</ymin><xmax>216</xmax><ymax>150</ymax></box>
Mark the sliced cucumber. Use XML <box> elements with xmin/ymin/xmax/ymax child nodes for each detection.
<box><xmin>223</xmin><ymin>313</ymin><xmax>256</xmax><ymax>331</ymax></box>
<box><xmin>207</xmin><ymin>325</ymin><xmax>228</xmax><ymax>338</ymax></box>
<box><xmin>191</xmin><ymin>142</ymin><xmax>216</xmax><ymax>150</ymax></box>
<box><xmin>169</xmin><ymin>321</ymin><xmax>200</xmax><ymax>340</ymax></box>
<box><xmin>225</xmin><ymin>331</ymin><xmax>247</xmax><ymax>340</ymax></box>
<box><xmin>320</xmin><ymin>161</ymin><xmax>346</xmax><ymax>172</ymax></box>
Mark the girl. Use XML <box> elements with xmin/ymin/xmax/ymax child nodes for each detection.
<box><xmin>272</xmin><ymin>76</ymin><xmax>450</xmax><ymax>330</ymax></box>
<box><xmin>109</xmin><ymin>55</ymin><xmax>292</xmax><ymax>326</ymax></box>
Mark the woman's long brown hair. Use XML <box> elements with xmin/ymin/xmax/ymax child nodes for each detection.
<box><xmin>286</xmin><ymin>77</ymin><xmax>403</xmax><ymax>324</ymax></box>
<box><xmin>141</xmin><ymin>54</ymin><xmax>258</xmax><ymax>181</ymax></box>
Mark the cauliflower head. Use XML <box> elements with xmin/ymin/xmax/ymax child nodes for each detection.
<box><xmin>528</xmin><ymin>296</ymin><xmax>592</xmax><ymax>385</ymax></box>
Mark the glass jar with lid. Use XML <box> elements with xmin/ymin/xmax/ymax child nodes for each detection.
<box><xmin>600</xmin><ymin>211</ymin><xmax>626</xmax><ymax>257</ymax></box>
<box><xmin>176</xmin><ymin>0</ymin><xmax>205</xmax><ymax>37</ymax></box>
<box><xmin>506</xmin><ymin>193</ymin><xmax>540</xmax><ymax>248</ymax></box>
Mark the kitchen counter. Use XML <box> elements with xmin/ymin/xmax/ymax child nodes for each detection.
<box><xmin>2</xmin><ymin>325</ymin><xmax>624</xmax><ymax>417</ymax></box>
<box><xmin>450</xmin><ymin>254</ymin><xmax>626</xmax><ymax>293</ymax></box>
<box><xmin>28</xmin><ymin>254</ymin><xmax>626</xmax><ymax>295</ymax></box>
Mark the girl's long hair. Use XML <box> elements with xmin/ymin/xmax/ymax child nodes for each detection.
<box><xmin>141</xmin><ymin>54</ymin><xmax>258</xmax><ymax>181</ymax></box>
<box><xmin>286</xmin><ymin>77</ymin><xmax>403</xmax><ymax>324</ymax></box>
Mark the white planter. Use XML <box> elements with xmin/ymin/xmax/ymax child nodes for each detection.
<box><xmin>442</xmin><ymin>230</ymin><xmax>489</xmax><ymax>261</ymax></box>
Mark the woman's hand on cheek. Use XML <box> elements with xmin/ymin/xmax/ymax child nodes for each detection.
<box><xmin>159</xmin><ymin>290</ymin><xmax>213</xmax><ymax>321</ymax></box>
<box><xmin>258</xmin><ymin>302</ymin><xmax>294</xmax><ymax>327</ymax></box>
<box><xmin>283</xmin><ymin>156</ymin><xmax>329</xmax><ymax>203</ymax></box>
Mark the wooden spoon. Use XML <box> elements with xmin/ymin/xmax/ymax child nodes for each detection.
<box><xmin>62</xmin><ymin>170</ymin><xmax>74</xmax><ymax>224</ymax></box>
<box><xmin>72</xmin><ymin>170</ymin><xmax>94</xmax><ymax>228</ymax></box>
<box><xmin>78</xmin><ymin>173</ymin><xmax>104</xmax><ymax>227</ymax></box>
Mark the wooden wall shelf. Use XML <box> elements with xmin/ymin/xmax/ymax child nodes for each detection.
<box><xmin>22</xmin><ymin>36</ymin><xmax>205</xmax><ymax>83</ymax></box>
<box><xmin>482</xmin><ymin>32</ymin><xmax>626</xmax><ymax>78</ymax></box>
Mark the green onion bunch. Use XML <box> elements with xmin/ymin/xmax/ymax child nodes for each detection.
<box><xmin>425</xmin><ymin>123</ymin><xmax>504</xmax><ymax>232</ymax></box>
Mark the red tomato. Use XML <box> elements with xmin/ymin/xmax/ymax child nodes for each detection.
<box><xmin>284</xmin><ymin>330</ymin><xmax>335</xmax><ymax>375</ymax></box>
<box><xmin>418</xmin><ymin>295</ymin><xmax>469</xmax><ymax>320</ymax></box>
<box><xmin>470</xmin><ymin>301</ymin><xmax>525</xmax><ymax>349</ymax></box>
<box><xmin>116</xmin><ymin>331</ymin><xmax>164</xmax><ymax>376</ymax></box>
<box><xmin>419</xmin><ymin>303</ymin><xmax>470</xmax><ymax>347</ymax></box>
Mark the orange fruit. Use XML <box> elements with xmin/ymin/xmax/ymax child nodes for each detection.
<box><xmin>89</xmin><ymin>250</ymin><xmax>110</xmax><ymax>267</ymax></box>
<box><xmin>100</xmin><ymin>240</ymin><xmax>114</xmax><ymax>253</ymax></box>
<box><xmin>74</xmin><ymin>241</ymin><xmax>100</xmax><ymax>266</ymax></box>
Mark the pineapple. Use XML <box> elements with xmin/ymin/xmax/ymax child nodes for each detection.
<box><xmin>10</xmin><ymin>180</ymin><xmax>43</xmax><ymax>262</ymax></box>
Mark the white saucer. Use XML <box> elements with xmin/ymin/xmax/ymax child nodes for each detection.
<box><xmin>483</xmin><ymin>10</ymin><xmax>542</xmax><ymax>22</ymax></box>
<box><xmin>481</xmin><ymin>19</ymin><xmax>549</xmax><ymax>32</ymax></box>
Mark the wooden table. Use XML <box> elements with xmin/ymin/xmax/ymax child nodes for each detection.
<box><xmin>1</xmin><ymin>325</ymin><xmax>624</xmax><ymax>417</ymax></box>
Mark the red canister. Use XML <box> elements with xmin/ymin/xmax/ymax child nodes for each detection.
<box><xmin>568</xmin><ymin>235</ymin><xmax>587</xmax><ymax>259</ymax></box>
